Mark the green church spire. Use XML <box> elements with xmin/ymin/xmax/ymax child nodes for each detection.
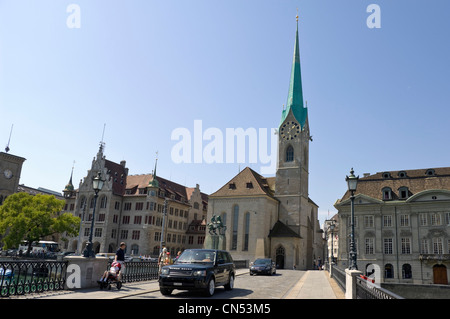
<box><xmin>280</xmin><ymin>14</ymin><xmax>308</xmax><ymax>129</ymax></box>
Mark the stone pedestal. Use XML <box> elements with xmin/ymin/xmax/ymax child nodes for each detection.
<box><xmin>64</xmin><ymin>256</ymin><xmax>108</xmax><ymax>289</ymax></box>
<box><xmin>204</xmin><ymin>235</ymin><xmax>226</xmax><ymax>250</ymax></box>
<box><xmin>345</xmin><ymin>268</ymin><xmax>363</xmax><ymax>299</ymax></box>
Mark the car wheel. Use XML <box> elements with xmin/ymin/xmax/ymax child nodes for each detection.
<box><xmin>224</xmin><ymin>274</ymin><xmax>234</xmax><ymax>291</ymax></box>
<box><xmin>160</xmin><ymin>288</ymin><xmax>173</xmax><ymax>296</ymax></box>
<box><xmin>205</xmin><ymin>277</ymin><xmax>215</xmax><ymax>297</ymax></box>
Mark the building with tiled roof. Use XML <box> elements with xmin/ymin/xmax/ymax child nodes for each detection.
<box><xmin>62</xmin><ymin>145</ymin><xmax>208</xmax><ymax>257</ymax></box>
<box><xmin>205</xmin><ymin>17</ymin><xmax>323</xmax><ymax>270</ymax></box>
<box><xmin>334</xmin><ymin>167</ymin><xmax>450</xmax><ymax>285</ymax></box>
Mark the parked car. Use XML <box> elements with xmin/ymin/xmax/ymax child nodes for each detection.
<box><xmin>249</xmin><ymin>258</ymin><xmax>276</xmax><ymax>276</ymax></box>
<box><xmin>159</xmin><ymin>249</ymin><xmax>235</xmax><ymax>297</ymax></box>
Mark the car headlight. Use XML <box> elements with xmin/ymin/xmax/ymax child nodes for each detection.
<box><xmin>161</xmin><ymin>268</ymin><xmax>170</xmax><ymax>275</ymax></box>
<box><xmin>192</xmin><ymin>270</ymin><xmax>206</xmax><ymax>276</ymax></box>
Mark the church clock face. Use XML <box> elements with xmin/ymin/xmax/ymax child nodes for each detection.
<box><xmin>280</xmin><ymin>121</ymin><xmax>300</xmax><ymax>140</ymax></box>
<box><xmin>3</xmin><ymin>169</ymin><xmax>13</xmax><ymax>179</ymax></box>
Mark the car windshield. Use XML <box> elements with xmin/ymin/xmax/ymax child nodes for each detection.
<box><xmin>254</xmin><ymin>259</ymin><xmax>271</xmax><ymax>265</ymax></box>
<box><xmin>176</xmin><ymin>250</ymin><xmax>216</xmax><ymax>264</ymax></box>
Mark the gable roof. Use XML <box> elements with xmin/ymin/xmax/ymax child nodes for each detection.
<box><xmin>125</xmin><ymin>174</ymin><xmax>208</xmax><ymax>204</ymax></box>
<box><xmin>209</xmin><ymin>167</ymin><xmax>276</xmax><ymax>199</ymax></box>
<box><xmin>337</xmin><ymin>167</ymin><xmax>450</xmax><ymax>203</ymax></box>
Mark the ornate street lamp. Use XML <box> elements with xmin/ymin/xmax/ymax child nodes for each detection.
<box><xmin>346</xmin><ymin>168</ymin><xmax>359</xmax><ymax>270</ymax></box>
<box><xmin>83</xmin><ymin>171</ymin><xmax>104</xmax><ymax>258</ymax></box>
<box><xmin>329</xmin><ymin>222</ymin><xmax>336</xmax><ymax>264</ymax></box>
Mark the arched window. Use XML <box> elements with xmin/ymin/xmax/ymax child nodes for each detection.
<box><xmin>285</xmin><ymin>146</ymin><xmax>294</xmax><ymax>162</ymax></box>
<box><xmin>231</xmin><ymin>205</ymin><xmax>239</xmax><ymax>250</ymax></box>
<box><xmin>100</xmin><ymin>195</ymin><xmax>107</xmax><ymax>209</ymax></box>
<box><xmin>402</xmin><ymin>264</ymin><xmax>412</xmax><ymax>279</ymax></box>
<box><xmin>243</xmin><ymin>212</ymin><xmax>250</xmax><ymax>251</ymax></box>
<box><xmin>385</xmin><ymin>264</ymin><xmax>394</xmax><ymax>278</ymax></box>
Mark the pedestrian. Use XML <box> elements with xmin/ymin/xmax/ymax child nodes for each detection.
<box><xmin>115</xmin><ymin>242</ymin><xmax>126</xmax><ymax>281</ymax></box>
<box><xmin>174</xmin><ymin>251</ymin><xmax>182</xmax><ymax>262</ymax></box>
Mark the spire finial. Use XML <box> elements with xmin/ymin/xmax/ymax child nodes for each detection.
<box><xmin>296</xmin><ymin>8</ymin><xmax>299</xmax><ymax>22</ymax></box>
<box><xmin>5</xmin><ymin>124</ymin><xmax>13</xmax><ymax>153</ymax></box>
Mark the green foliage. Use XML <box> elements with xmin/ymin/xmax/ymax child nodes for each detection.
<box><xmin>0</xmin><ymin>192</ymin><xmax>80</xmax><ymax>251</ymax></box>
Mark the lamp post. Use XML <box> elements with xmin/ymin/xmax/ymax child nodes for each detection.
<box><xmin>83</xmin><ymin>171</ymin><xmax>104</xmax><ymax>258</ymax></box>
<box><xmin>329</xmin><ymin>221</ymin><xmax>336</xmax><ymax>264</ymax></box>
<box><xmin>346</xmin><ymin>168</ymin><xmax>359</xmax><ymax>270</ymax></box>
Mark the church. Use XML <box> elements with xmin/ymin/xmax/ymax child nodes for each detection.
<box><xmin>205</xmin><ymin>17</ymin><xmax>323</xmax><ymax>270</ymax></box>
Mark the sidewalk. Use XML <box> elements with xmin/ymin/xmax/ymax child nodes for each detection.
<box><xmin>283</xmin><ymin>270</ymin><xmax>345</xmax><ymax>299</ymax></box>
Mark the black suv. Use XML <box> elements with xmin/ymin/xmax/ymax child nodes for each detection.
<box><xmin>159</xmin><ymin>249</ymin><xmax>235</xmax><ymax>297</ymax></box>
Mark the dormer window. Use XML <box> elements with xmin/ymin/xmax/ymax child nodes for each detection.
<box><xmin>398</xmin><ymin>186</ymin><xmax>409</xmax><ymax>199</ymax></box>
<box><xmin>398</xmin><ymin>171</ymin><xmax>407</xmax><ymax>178</ymax></box>
<box><xmin>382</xmin><ymin>172</ymin><xmax>391</xmax><ymax>179</ymax></box>
<box><xmin>425</xmin><ymin>169</ymin><xmax>435</xmax><ymax>176</ymax></box>
<box><xmin>382</xmin><ymin>187</ymin><xmax>392</xmax><ymax>200</ymax></box>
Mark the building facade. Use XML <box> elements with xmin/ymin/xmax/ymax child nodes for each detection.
<box><xmin>334</xmin><ymin>167</ymin><xmax>450</xmax><ymax>285</ymax></box>
<box><xmin>62</xmin><ymin>145</ymin><xmax>208</xmax><ymax>257</ymax></box>
<box><xmin>206</xmin><ymin>18</ymin><xmax>323</xmax><ymax>270</ymax></box>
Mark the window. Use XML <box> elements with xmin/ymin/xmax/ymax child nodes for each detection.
<box><xmin>135</xmin><ymin>202</ymin><xmax>144</xmax><ymax>210</ymax></box>
<box><xmin>382</xmin><ymin>187</ymin><xmax>392</xmax><ymax>200</ymax></box>
<box><xmin>398</xmin><ymin>187</ymin><xmax>409</xmax><ymax>199</ymax></box>
<box><xmin>100</xmin><ymin>196</ymin><xmax>107</xmax><ymax>209</ymax></box>
<box><xmin>229</xmin><ymin>183</ymin><xmax>236</xmax><ymax>190</ymax></box>
<box><xmin>246</xmin><ymin>182</ymin><xmax>253</xmax><ymax>189</ymax></box>
<box><xmin>384</xmin><ymin>238</ymin><xmax>393</xmax><ymax>254</ymax></box>
<box><xmin>364</xmin><ymin>215</ymin><xmax>374</xmax><ymax>228</ymax></box>
<box><xmin>285</xmin><ymin>146</ymin><xmax>294</xmax><ymax>162</ymax></box>
<box><xmin>243</xmin><ymin>212</ymin><xmax>250</xmax><ymax>251</ymax></box>
<box><xmin>232</xmin><ymin>205</ymin><xmax>239</xmax><ymax>250</ymax></box>
<box><xmin>132</xmin><ymin>230</ymin><xmax>140</xmax><ymax>240</ymax></box>
<box><xmin>122</xmin><ymin>216</ymin><xmax>130</xmax><ymax>224</ymax></box>
<box><xmin>134</xmin><ymin>216</ymin><xmax>142</xmax><ymax>224</ymax></box>
<box><xmin>398</xmin><ymin>171</ymin><xmax>407</xmax><ymax>178</ymax></box>
<box><xmin>400</xmin><ymin>214</ymin><xmax>410</xmax><ymax>227</ymax></box>
<box><xmin>124</xmin><ymin>202</ymin><xmax>132</xmax><ymax>211</ymax></box>
<box><xmin>365</xmin><ymin>238</ymin><xmax>374</xmax><ymax>254</ymax></box>
<box><xmin>402</xmin><ymin>264</ymin><xmax>412</xmax><ymax>279</ymax></box>
<box><xmin>94</xmin><ymin>228</ymin><xmax>102</xmax><ymax>237</ymax></box>
<box><xmin>433</xmin><ymin>238</ymin><xmax>443</xmax><ymax>254</ymax></box>
<box><xmin>421</xmin><ymin>239</ymin><xmax>429</xmax><ymax>254</ymax></box>
<box><xmin>97</xmin><ymin>213</ymin><xmax>105</xmax><ymax>222</ymax></box>
<box><xmin>425</xmin><ymin>169</ymin><xmax>435</xmax><ymax>176</ymax></box>
<box><xmin>401</xmin><ymin>238</ymin><xmax>411</xmax><ymax>254</ymax></box>
<box><xmin>446</xmin><ymin>212</ymin><xmax>450</xmax><ymax>225</ymax></box>
<box><xmin>385</xmin><ymin>264</ymin><xmax>394</xmax><ymax>279</ymax></box>
<box><xmin>431</xmin><ymin>213</ymin><xmax>441</xmax><ymax>226</ymax></box>
<box><xmin>383</xmin><ymin>215</ymin><xmax>392</xmax><ymax>227</ymax></box>
<box><xmin>382</xmin><ymin>172</ymin><xmax>391</xmax><ymax>179</ymax></box>
<box><xmin>120</xmin><ymin>230</ymin><xmax>128</xmax><ymax>240</ymax></box>
<box><xmin>419</xmin><ymin>213</ymin><xmax>428</xmax><ymax>226</ymax></box>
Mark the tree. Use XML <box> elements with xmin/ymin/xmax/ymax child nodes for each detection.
<box><xmin>0</xmin><ymin>192</ymin><xmax>80</xmax><ymax>254</ymax></box>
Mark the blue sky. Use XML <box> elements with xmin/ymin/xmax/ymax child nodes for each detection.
<box><xmin>1</xmin><ymin>1</ymin><xmax>450</xmax><ymax>226</ymax></box>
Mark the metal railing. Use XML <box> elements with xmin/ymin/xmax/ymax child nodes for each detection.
<box><xmin>117</xmin><ymin>261</ymin><xmax>159</xmax><ymax>282</ymax></box>
<box><xmin>0</xmin><ymin>260</ymin><xmax>68</xmax><ymax>297</ymax></box>
<box><xmin>330</xmin><ymin>263</ymin><xmax>346</xmax><ymax>292</ymax></box>
<box><xmin>356</xmin><ymin>276</ymin><xmax>404</xmax><ymax>299</ymax></box>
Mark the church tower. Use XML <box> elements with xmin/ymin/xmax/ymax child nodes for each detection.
<box><xmin>275</xmin><ymin>14</ymin><xmax>311</xmax><ymax>232</ymax></box>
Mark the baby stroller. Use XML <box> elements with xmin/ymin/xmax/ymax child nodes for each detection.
<box><xmin>98</xmin><ymin>261</ymin><xmax>123</xmax><ymax>290</ymax></box>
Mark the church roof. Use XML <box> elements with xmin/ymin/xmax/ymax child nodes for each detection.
<box><xmin>336</xmin><ymin>166</ymin><xmax>450</xmax><ymax>203</ymax></box>
<box><xmin>280</xmin><ymin>18</ymin><xmax>308</xmax><ymax>129</ymax></box>
<box><xmin>268</xmin><ymin>220</ymin><xmax>301</xmax><ymax>238</ymax></box>
<box><xmin>209</xmin><ymin>167</ymin><xmax>276</xmax><ymax>199</ymax></box>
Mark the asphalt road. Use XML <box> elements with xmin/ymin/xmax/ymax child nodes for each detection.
<box><xmin>122</xmin><ymin>269</ymin><xmax>306</xmax><ymax>299</ymax></box>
